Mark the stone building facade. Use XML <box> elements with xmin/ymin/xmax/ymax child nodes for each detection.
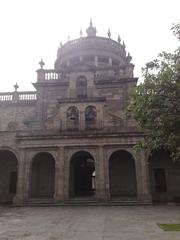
<box><xmin>0</xmin><ymin>21</ymin><xmax>180</xmax><ymax>205</ymax></box>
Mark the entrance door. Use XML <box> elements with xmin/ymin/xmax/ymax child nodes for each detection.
<box><xmin>69</xmin><ymin>151</ymin><xmax>95</xmax><ymax>197</ymax></box>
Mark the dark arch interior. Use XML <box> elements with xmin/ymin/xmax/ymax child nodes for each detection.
<box><xmin>69</xmin><ymin>151</ymin><xmax>95</xmax><ymax>197</ymax></box>
<box><xmin>149</xmin><ymin>151</ymin><xmax>180</xmax><ymax>202</ymax></box>
<box><xmin>109</xmin><ymin>150</ymin><xmax>137</xmax><ymax>198</ymax></box>
<box><xmin>31</xmin><ymin>152</ymin><xmax>55</xmax><ymax>198</ymax></box>
<box><xmin>0</xmin><ymin>150</ymin><xmax>18</xmax><ymax>203</ymax></box>
<box><xmin>67</xmin><ymin>106</ymin><xmax>79</xmax><ymax>130</ymax></box>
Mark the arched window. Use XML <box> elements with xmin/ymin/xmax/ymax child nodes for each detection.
<box><xmin>76</xmin><ymin>76</ymin><xmax>87</xmax><ymax>99</ymax></box>
<box><xmin>67</xmin><ymin>106</ymin><xmax>79</xmax><ymax>130</ymax></box>
<box><xmin>85</xmin><ymin>106</ymin><xmax>97</xmax><ymax>129</ymax></box>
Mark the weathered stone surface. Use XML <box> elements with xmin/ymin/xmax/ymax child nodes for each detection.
<box><xmin>0</xmin><ymin>22</ymin><xmax>178</xmax><ymax>204</ymax></box>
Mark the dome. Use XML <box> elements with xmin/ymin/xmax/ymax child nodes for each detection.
<box><xmin>54</xmin><ymin>21</ymin><xmax>133</xmax><ymax>74</ymax></box>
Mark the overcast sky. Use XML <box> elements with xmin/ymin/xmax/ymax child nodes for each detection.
<box><xmin>0</xmin><ymin>0</ymin><xmax>179</xmax><ymax>92</ymax></box>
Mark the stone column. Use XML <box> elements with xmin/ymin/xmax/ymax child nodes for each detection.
<box><xmin>13</xmin><ymin>149</ymin><xmax>25</xmax><ymax>204</ymax></box>
<box><xmin>63</xmin><ymin>149</ymin><xmax>69</xmax><ymax>200</ymax></box>
<box><xmin>13</xmin><ymin>150</ymin><xmax>31</xmax><ymax>204</ymax></box>
<box><xmin>134</xmin><ymin>150</ymin><xmax>152</xmax><ymax>202</ymax></box>
<box><xmin>104</xmin><ymin>148</ymin><xmax>110</xmax><ymax>200</ymax></box>
<box><xmin>54</xmin><ymin>147</ymin><xmax>65</xmax><ymax>201</ymax></box>
<box><xmin>95</xmin><ymin>146</ymin><xmax>106</xmax><ymax>201</ymax></box>
<box><xmin>23</xmin><ymin>152</ymin><xmax>32</xmax><ymax>201</ymax></box>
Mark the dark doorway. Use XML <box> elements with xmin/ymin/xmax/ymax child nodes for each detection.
<box><xmin>149</xmin><ymin>151</ymin><xmax>180</xmax><ymax>202</ymax></box>
<box><xmin>154</xmin><ymin>168</ymin><xmax>167</xmax><ymax>193</ymax></box>
<box><xmin>109</xmin><ymin>150</ymin><xmax>137</xmax><ymax>198</ymax></box>
<box><xmin>0</xmin><ymin>150</ymin><xmax>18</xmax><ymax>203</ymax></box>
<box><xmin>9</xmin><ymin>171</ymin><xmax>17</xmax><ymax>194</ymax></box>
<box><xmin>69</xmin><ymin>151</ymin><xmax>95</xmax><ymax>197</ymax></box>
<box><xmin>31</xmin><ymin>152</ymin><xmax>55</xmax><ymax>198</ymax></box>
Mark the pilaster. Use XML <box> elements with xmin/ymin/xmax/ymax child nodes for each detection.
<box><xmin>79</xmin><ymin>110</ymin><xmax>85</xmax><ymax>130</ymax></box>
<box><xmin>13</xmin><ymin>149</ymin><xmax>31</xmax><ymax>204</ymax></box>
<box><xmin>134</xmin><ymin>150</ymin><xmax>152</xmax><ymax>202</ymax></box>
<box><xmin>13</xmin><ymin>149</ymin><xmax>25</xmax><ymax>204</ymax></box>
<box><xmin>63</xmin><ymin>148</ymin><xmax>69</xmax><ymax>200</ymax></box>
<box><xmin>54</xmin><ymin>147</ymin><xmax>65</xmax><ymax>201</ymax></box>
<box><xmin>95</xmin><ymin>146</ymin><xmax>106</xmax><ymax>201</ymax></box>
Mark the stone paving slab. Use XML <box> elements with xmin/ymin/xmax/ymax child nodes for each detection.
<box><xmin>0</xmin><ymin>206</ymin><xmax>180</xmax><ymax>240</ymax></box>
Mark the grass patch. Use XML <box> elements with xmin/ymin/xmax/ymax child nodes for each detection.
<box><xmin>158</xmin><ymin>223</ymin><xmax>180</xmax><ymax>231</ymax></box>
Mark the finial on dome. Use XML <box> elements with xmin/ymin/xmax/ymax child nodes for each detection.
<box><xmin>80</xmin><ymin>28</ymin><xmax>83</xmax><ymax>37</ymax></box>
<box><xmin>118</xmin><ymin>34</ymin><xmax>121</xmax><ymax>43</ymax></box>
<box><xmin>14</xmin><ymin>83</ymin><xmax>19</xmax><ymax>92</ymax></box>
<box><xmin>90</xmin><ymin>18</ymin><xmax>93</xmax><ymax>27</ymax></box>
<box><xmin>39</xmin><ymin>59</ymin><xmax>45</xmax><ymax>69</ymax></box>
<box><xmin>107</xmin><ymin>28</ymin><xmax>111</xmax><ymax>38</ymax></box>
<box><xmin>60</xmin><ymin>41</ymin><xmax>63</xmax><ymax>47</ymax></box>
<box><xmin>86</xmin><ymin>19</ymin><xmax>97</xmax><ymax>37</ymax></box>
<box><xmin>123</xmin><ymin>41</ymin><xmax>126</xmax><ymax>48</ymax></box>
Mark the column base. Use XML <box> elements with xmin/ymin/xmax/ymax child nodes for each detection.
<box><xmin>95</xmin><ymin>190</ymin><xmax>108</xmax><ymax>202</ymax></box>
<box><xmin>138</xmin><ymin>193</ymin><xmax>152</xmax><ymax>202</ymax></box>
<box><xmin>13</xmin><ymin>194</ymin><xmax>24</xmax><ymax>204</ymax></box>
<box><xmin>53</xmin><ymin>194</ymin><xmax>64</xmax><ymax>202</ymax></box>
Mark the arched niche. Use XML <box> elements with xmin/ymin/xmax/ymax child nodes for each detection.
<box><xmin>85</xmin><ymin>105</ymin><xmax>97</xmax><ymax>130</ymax></box>
<box><xmin>109</xmin><ymin>150</ymin><xmax>137</xmax><ymax>198</ymax></box>
<box><xmin>0</xmin><ymin>150</ymin><xmax>18</xmax><ymax>203</ymax></box>
<box><xmin>67</xmin><ymin>106</ymin><xmax>79</xmax><ymax>130</ymax></box>
<box><xmin>30</xmin><ymin>152</ymin><xmax>55</xmax><ymax>198</ymax></box>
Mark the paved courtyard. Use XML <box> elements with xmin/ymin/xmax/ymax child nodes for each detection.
<box><xmin>0</xmin><ymin>205</ymin><xmax>180</xmax><ymax>240</ymax></box>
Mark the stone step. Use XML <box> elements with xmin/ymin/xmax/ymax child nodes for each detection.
<box><xmin>17</xmin><ymin>198</ymin><xmax>152</xmax><ymax>207</ymax></box>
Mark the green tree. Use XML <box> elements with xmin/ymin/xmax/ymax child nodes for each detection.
<box><xmin>128</xmin><ymin>22</ymin><xmax>180</xmax><ymax>160</ymax></box>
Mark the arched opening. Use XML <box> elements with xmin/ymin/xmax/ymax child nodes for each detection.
<box><xmin>0</xmin><ymin>150</ymin><xmax>18</xmax><ymax>203</ymax></box>
<box><xmin>31</xmin><ymin>152</ymin><xmax>55</xmax><ymax>198</ymax></box>
<box><xmin>85</xmin><ymin>105</ymin><xmax>97</xmax><ymax>130</ymax></box>
<box><xmin>67</xmin><ymin>106</ymin><xmax>79</xmax><ymax>131</ymax></box>
<box><xmin>69</xmin><ymin>151</ymin><xmax>95</xmax><ymax>197</ymax></box>
<box><xmin>109</xmin><ymin>150</ymin><xmax>137</xmax><ymax>198</ymax></box>
<box><xmin>149</xmin><ymin>150</ymin><xmax>180</xmax><ymax>202</ymax></box>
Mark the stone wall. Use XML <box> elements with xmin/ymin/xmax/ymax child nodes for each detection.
<box><xmin>0</xmin><ymin>104</ymin><xmax>36</xmax><ymax>131</ymax></box>
<box><xmin>149</xmin><ymin>152</ymin><xmax>180</xmax><ymax>202</ymax></box>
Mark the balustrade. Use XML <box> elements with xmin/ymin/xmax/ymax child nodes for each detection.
<box><xmin>18</xmin><ymin>92</ymin><xmax>36</xmax><ymax>101</ymax></box>
<box><xmin>44</xmin><ymin>71</ymin><xmax>60</xmax><ymax>80</ymax></box>
<box><xmin>0</xmin><ymin>91</ymin><xmax>36</xmax><ymax>103</ymax></box>
<box><xmin>37</xmin><ymin>69</ymin><xmax>63</xmax><ymax>81</ymax></box>
<box><xmin>0</xmin><ymin>94</ymin><xmax>13</xmax><ymax>101</ymax></box>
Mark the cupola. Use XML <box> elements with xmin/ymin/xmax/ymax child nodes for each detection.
<box><xmin>86</xmin><ymin>19</ymin><xmax>97</xmax><ymax>37</ymax></box>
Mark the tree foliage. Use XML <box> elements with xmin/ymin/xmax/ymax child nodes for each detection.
<box><xmin>128</xmin><ymin>22</ymin><xmax>180</xmax><ymax>160</ymax></box>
